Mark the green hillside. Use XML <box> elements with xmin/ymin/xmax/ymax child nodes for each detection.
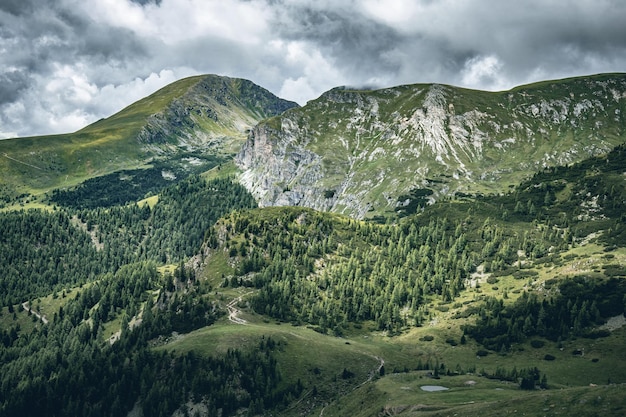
<box><xmin>237</xmin><ymin>73</ymin><xmax>626</xmax><ymax>218</ymax></box>
<box><xmin>0</xmin><ymin>74</ymin><xmax>297</xmax><ymax>208</ymax></box>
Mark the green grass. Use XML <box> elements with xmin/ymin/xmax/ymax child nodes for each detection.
<box><xmin>151</xmin><ymin>228</ymin><xmax>626</xmax><ymax>413</ymax></box>
<box><xmin>198</xmin><ymin>249</ymin><xmax>235</xmax><ymax>285</ymax></box>
<box><xmin>322</xmin><ymin>376</ymin><xmax>626</xmax><ymax>417</ymax></box>
<box><xmin>156</xmin><ymin>311</ymin><xmax>381</xmax><ymax>414</ymax></box>
<box><xmin>0</xmin><ymin>305</ymin><xmax>43</xmax><ymax>334</ymax></box>
<box><xmin>150</xmin><ymin>223</ymin><xmax>626</xmax><ymax>416</ymax></box>
<box><xmin>201</xmin><ymin>160</ymin><xmax>241</xmax><ymax>181</ymax></box>
<box><xmin>155</xmin><ymin>301</ymin><xmax>626</xmax><ymax>416</ymax></box>
<box><xmin>137</xmin><ymin>195</ymin><xmax>159</xmax><ymax>209</ymax></box>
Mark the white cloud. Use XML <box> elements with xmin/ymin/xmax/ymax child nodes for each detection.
<box><xmin>278</xmin><ymin>41</ymin><xmax>346</xmax><ymax>104</ymax></box>
<box><xmin>93</xmin><ymin>68</ymin><xmax>194</xmax><ymax>115</ymax></box>
<box><xmin>80</xmin><ymin>0</ymin><xmax>271</xmax><ymax>45</ymax></box>
<box><xmin>0</xmin><ymin>67</ymin><xmax>198</xmax><ymax>137</ymax></box>
<box><xmin>360</xmin><ymin>0</ymin><xmax>429</xmax><ymax>31</ymax></box>
<box><xmin>461</xmin><ymin>55</ymin><xmax>508</xmax><ymax>91</ymax></box>
<box><xmin>1</xmin><ymin>0</ymin><xmax>626</xmax><ymax>137</ymax></box>
<box><xmin>45</xmin><ymin>64</ymin><xmax>99</xmax><ymax>106</ymax></box>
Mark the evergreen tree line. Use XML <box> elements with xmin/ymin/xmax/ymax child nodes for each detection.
<box><xmin>0</xmin><ymin>262</ymin><xmax>294</xmax><ymax>417</ymax></box>
<box><xmin>0</xmin><ymin>176</ymin><xmax>256</xmax><ymax>307</ymax></box>
<box><xmin>463</xmin><ymin>276</ymin><xmax>626</xmax><ymax>351</ymax></box>
<box><xmin>49</xmin><ymin>156</ymin><xmax>223</xmax><ymax>209</ymax></box>
<box><xmin>482</xmin><ymin>143</ymin><xmax>626</xmax><ymax>245</ymax></box>
<box><xmin>0</xmin><ymin>210</ymin><xmax>104</xmax><ymax>307</ymax></box>
<box><xmin>213</xmin><ymin>207</ymin><xmax>570</xmax><ymax>335</ymax></box>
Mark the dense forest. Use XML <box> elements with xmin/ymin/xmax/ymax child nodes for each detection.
<box><xmin>0</xmin><ymin>176</ymin><xmax>304</xmax><ymax>417</ymax></box>
<box><xmin>1</xmin><ymin>143</ymin><xmax>625</xmax><ymax>415</ymax></box>
<box><xmin>49</xmin><ymin>155</ymin><xmax>224</xmax><ymax>209</ymax></box>
<box><xmin>210</xmin><ymin>143</ymin><xmax>626</xmax><ymax>341</ymax></box>
<box><xmin>0</xmin><ymin>176</ymin><xmax>256</xmax><ymax>307</ymax></box>
<box><xmin>0</xmin><ymin>262</ymin><xmax>295</xmax><ymax>417</ymax></box>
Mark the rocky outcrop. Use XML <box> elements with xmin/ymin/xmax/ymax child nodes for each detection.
<box><xmin>236</xmin><ymin>74</ymin><xmax>626</xmax><ymax>219</ymax></box>
<box><xmin>237</xmin><ymin>121</ymin><xmax>330</xmax><ymax>211</ymax></box>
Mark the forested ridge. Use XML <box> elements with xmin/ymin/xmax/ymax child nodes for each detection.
<box><xmin>0</xmin><ymin>176</ymin><xmax>256</xmax><ymax>307</ymax></box>
<box><xmin>0</xmin><ymin>143</ymin><xmax>625</xmax><ymax>416</ymax></box>
<box><xmin>1</xmin><ymin>262</ymin><xmax>294</xmax><ymax>417</ymax></box>
<box><xmin>0</xmin><ymin>176</ymin><xmax>269</xmax><ymax>416</ymax></box>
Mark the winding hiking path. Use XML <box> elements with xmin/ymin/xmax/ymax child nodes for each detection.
<box><xmin>22</xmin><ymin>302</ymin><xmax>49</xmax><ymax>324</ymax></box>
<box><xmin>226</xmin><ymin>290</ymin><xmax>254</xmax><ymax>325</ymax></box>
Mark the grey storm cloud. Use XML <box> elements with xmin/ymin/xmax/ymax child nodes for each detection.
<box><xmin>1</xmin><ymin>0</ymin><xmax>625</xmax><ymax>138</ymax></box>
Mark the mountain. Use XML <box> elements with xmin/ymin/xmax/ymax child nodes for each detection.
<box><xmin>0</xmin><ymin>75</ymin><xmax>297</xmax><ymax>205</ymax></box>
<box><xmin>236</xmin><ymin>73</ymin><xmax>626</xmax><ymax>218</ymax></box>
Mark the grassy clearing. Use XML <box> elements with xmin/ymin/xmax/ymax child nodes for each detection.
<box><xmin>31</xmin><ymin>285</ymin><xmax>88</xmax><ymax>322</ymax></box>
<box><xmin>152</xmin><ymin>276</ymin><xmax>626</xmax><ymax>416</ymax></box>
<box><xmin>198</xmin><ymin>249</ymin><xmax>235</xmax><ymax>285</ymax></box>
<box><xmin>0</xmin><ymin>305</ymin><xmax>42</xmax><ymax>334</ymax></box>
<box><xmin>137</xmin><ymin>195</ymin><xmax>159</xmax><ymax>209</ymax></box>
<box><xmin>322</xmin><ymin>376</ymin><xmax>626</xmax><ymax>417</ymax></box>
<box><xmin>157</xmin><ymin>314</ymin><xmax>381</xmax><ymax>414</ymax></box>
<box><xmin>201</xmin><ymin>160</ymin><xmax>241</xmax><ymax>181</ymax></box>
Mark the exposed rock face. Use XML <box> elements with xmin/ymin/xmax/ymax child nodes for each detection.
<box><xmin>237</xmin><ymin>121</ymin><xmax>329</xmax><ymax>211</ymax></box>
<box><xmin>236</xmin><ymin>74</ymin><xmax>626</xmax><ymax>218</ymax></box>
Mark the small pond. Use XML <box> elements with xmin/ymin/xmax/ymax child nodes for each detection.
<box><xmin>420</xmin><ymin>385</ymin><xmax>449</xmax><ymax>392</ymax></box>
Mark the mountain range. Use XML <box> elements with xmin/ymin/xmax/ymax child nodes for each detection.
<box><xmin>0</xmin><ymin>75</ymin><xmax>297</xmax><ymax>205</ymax></box>
<box><xmin>0</xmin><ymin>73</ymin><xmax>625</xmax><ymax>417</ymax></box>
<box><xmin>237</xmin><ymin>73</ymin><xmax>626</xmax><ymax>218</ymax></box>
<box><xmin>3</xmin><ymin>73</ymin><xmax>625</xmax><ymax>217</ymax></box>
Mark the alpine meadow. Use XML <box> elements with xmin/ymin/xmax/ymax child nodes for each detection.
<box><xmin>1</xmin><ymin>73</ymin><xmax>626</xmax><ymax>417</ymax></box>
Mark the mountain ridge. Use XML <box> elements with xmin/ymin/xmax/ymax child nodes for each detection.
<box><xmin>236</xmin><ymin>73</ymin><xmax>626</xmax><ymax>218</ymax></box>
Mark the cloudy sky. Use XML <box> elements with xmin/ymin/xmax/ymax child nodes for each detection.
<box><xmin>1</xmin><ymin>0</ymin><xmax>625</xmax><ymax>138</ymax></box>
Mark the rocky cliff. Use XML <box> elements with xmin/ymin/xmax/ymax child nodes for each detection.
<box><xmin>236</xmin><ymin>74</ymin><xmax>626</xmax><ymax>218</ymax></box>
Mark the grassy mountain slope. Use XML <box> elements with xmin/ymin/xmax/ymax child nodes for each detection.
<box><xmin>0</xmin><ymin>74</ymin><xmax>297</xmax><ymax>205</ymax></box>
<box><xmin>237</xmin><ymin>73</ymin><xmax>626</xmax><ymax>218</ymax></box>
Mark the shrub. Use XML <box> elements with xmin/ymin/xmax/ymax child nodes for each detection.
<box><xmin>543</xmin><ymin>354</ymin><xmax>556</xmax><ymax>361</ymax></box>
<box><xmin>530</xmin><ymin>340</ymin><xmax>545</xmax><ymax>348</ymax></box>
<box><xmin>486</xmin><ymin>276</ymin><xmax>499</xmax><ymax>284</ymax></box>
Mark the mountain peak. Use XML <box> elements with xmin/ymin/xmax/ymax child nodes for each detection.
<box><xmin>0</xmin><ymin>74</ymin><xmax>298</xmax><ymax>197</ymax></box>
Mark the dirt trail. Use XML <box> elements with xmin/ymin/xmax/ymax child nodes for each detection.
<box><xmin>2</xmin><ymin>153</ymin><xmax>43</xmax><ymax>170</ymax></box>
<box><xmin>226</xmin><ymin>290</ymin><xmax>254</xmax><ymax>325</ymax></box>
<box><xmin>22</xmin><ymin>302</ymin><xmax>49</xmax><ymax>324</ymax></box>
